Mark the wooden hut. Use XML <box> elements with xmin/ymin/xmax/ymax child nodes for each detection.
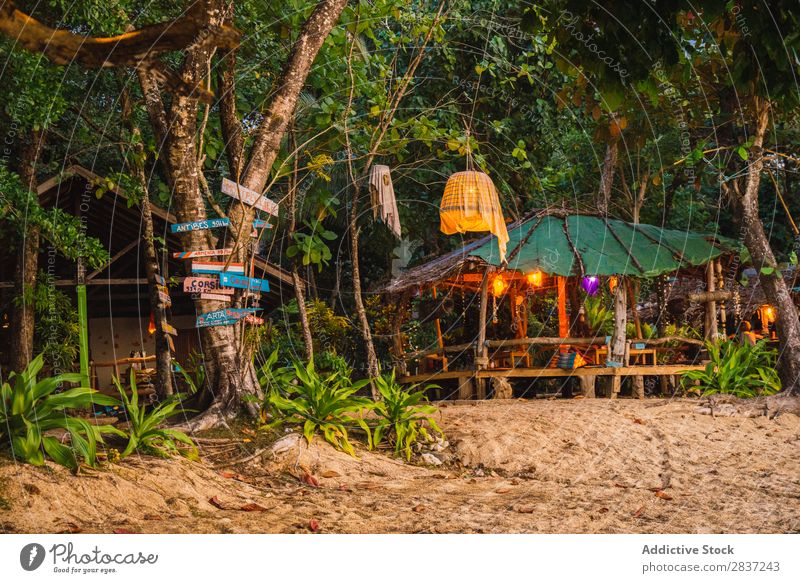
<box><xmin>384</xmin><ymin>209</ymin><xmax>740</xmax><ymax>399</ymax></box>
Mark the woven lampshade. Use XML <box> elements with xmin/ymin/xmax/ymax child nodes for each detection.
<box><xmin>439</xmin><ymin>171</ymin><xmax>509</xmax><ymax>262</ymax></box>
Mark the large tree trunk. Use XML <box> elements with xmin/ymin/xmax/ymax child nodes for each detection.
<box><xmin>138</xmin><ymin>0</ymin><xmax>346</xmax><ymax>427</ymax></box>
<box><xmin>10</xmin><ymin>130</ymin><xmax>43</xmax><ymax>373</ymax></box>
<box><xmin>735</xmin><ymin>99</ymin><xmax>800</xmax><ymax>394</ymax></box>
<box><xmin>597</xmin><ymin>125</ymin><xmax>619</xmax><ymax>215</ymax></box>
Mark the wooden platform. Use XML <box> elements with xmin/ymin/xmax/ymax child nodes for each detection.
<box><xmin>400</xmin><ymin>364</ymin><xmax>705</xmax><ymax>384</ymax></box>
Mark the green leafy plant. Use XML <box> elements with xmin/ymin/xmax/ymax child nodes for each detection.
<box><xmin>584</xmin><ymin>296</ymin><xmax>613</xmax><ymax>335</ymax></box>
<box><xmin>681</xmin><ymin>340</ymin><xmax>781</xmax><ymax>398</ymax></box>
<box><xmin>0</xmin><ymin>354</ymin><xmax>118</xmax><ymax>469</ymax></box>
<box><xmin>113</xmin><ymin>371</ymin><xmax>197</xmax><ymax>460</ymax></box>
<box><xmin>371</xmin><ymin>370</ymin><xmax>442</xmax><ymax>460</ymax></box>
<box><xmin>262</xmin><ymin>360</ymin><xmax>372</xmax><ymax>456</ymax></box>
<box><xmin>173</xmin><ymin>350</ymin><xmax>205</xmax><ymax>394</ymax></box>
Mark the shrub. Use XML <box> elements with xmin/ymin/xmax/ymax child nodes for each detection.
<box><xmin>681</xmin><ymin>339</ymin><xmax>781</xmax><ymax>398</ymax></box>
<box><xmin>371</xmin><ymin>371</ymin><xmax>442</xmax><ymax>460</ymax></box>
<box><xmin>0</xmin><ymin>354</ymin><xmax>118</xmax><ymax>469</ymax></box>
<box><xmin>262</xmin><ymin>360</ymin><xmax>372</xmax><ymax>456</ymax></box>
<box><xmin>113</xmin><ymin>372</ymin><xmax>197</xmax><ymax>460</ymax></box>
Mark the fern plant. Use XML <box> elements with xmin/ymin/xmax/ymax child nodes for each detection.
<box><xmin>262</xmin><ymin>360</ymin><xmax>372</xmax><ymax>456</ymax></box>
<box><xmin>113</xmin><ymin>371</ymin><xmax>197</xmax><ymax>460</ymax></box>
<box><xmin>681</xmin><ymin>339</ymin><xmax>781</xmax><ymax>398</ymax></box>
<box><xmin>371</xmin><ymin>371</ymin><xmax>442</xmax><ymax>460</ymax></box>
<box><xmin>583</xmin><ymin>296</ymin><xmax>613</xmax><ymax>335</ymax></box>
<box><xmin>0</xmin><ymin>354</ymin><xmax>119</xmax><ymax>469</ymax></box>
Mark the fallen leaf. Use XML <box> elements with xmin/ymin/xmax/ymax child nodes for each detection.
<box><xmin>614</xmin><ymin>483</ymin><xmax>632</xmax><ymax>489</ymax></box>
<box><xmin>143</xmin><ymin>514</ymin><xmax>163</xmax><ymax>521</ymax></box>
<box><xmin>242</xmin><ymin>438</ymin><xmax>252</xmax><ymax>443</ymax></box>
<box><xmin>61</xmin><ymin>523</ymin><xmax>82</xmax><ymax>534</ymax></box>
<box><xmin>338</xmin><ymin>484</ymin><xmax>351</xmax><ymax>492</ymax></box>
<box><xmin>218</xmin><ymin>470</ymin><xmax>237</xmax><ymax>479</ymax></box>
<box><xmin>632</xmin><ymin>506</ymin><xmax>645</xmax><ymax>518</ymax></box>
<box><xmin>633</xmin><ymin>418</ymin><xmax>645</xmax><ymax>425</ymax></box>
<box><xmin>112</xmin><ymin>528</ymin><xmax>139</xmax><ymax>534</ymax></box>
<box><xmin>510</xmin><ymin>479</ymin><xmax>520</xmax><ymax>485</ymax></box>
<box><xmin>241</xmin><ymin>428</ymin><xmax>257</xmax><ymax>437</ymax></box>
<box><xmin>413</xmin><ymin>504</ymin><xmax>426</xmax><ymax>512</ymax></box>
<box><xmin>302</xmin><ymin>473</ymin><xmax>321</xmax><ymax>488</ymax></box>
<box><xmin>240</xmin><ymin>503</ymin><xmax>268</xmax><ymax>512</ymax></box>
<box><xmin>515</xmin><ymin>505</ymin><xmax>535</xmax><ymax>514</ymax></box>
<box><xmin>321</xmin><ymin>470</ymin><xmax>341</xmax><ymax>478</ymax></box>
<box><xmin>209</xmin><ymin>496</ymin><xmax>225</xmax><ymax>509</ymax></box>
<box><xmin>308</xmin><ymin>519</ymin><xmax>320</xmax><ymax>532</ymax></box>
<box><xmin>654</xmin><ymin>490</ymin><xmax>673</xmax><ymax>501</ymax></box>
<box><xmin>599</xmin><ymin>507</ymin><xmax>609</xmax><ymax>514</ymax></box>
<box><xmin>495</xmin><ymin>487</ymin><xmax>512</xmax><ymax>494</ymax></box>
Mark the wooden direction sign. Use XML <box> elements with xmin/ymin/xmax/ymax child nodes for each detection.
<box><xmin>154</xmin><ymin>274</ymin><xmax>166</xmax><ymax>286</ymax></box>
<box><xmin>219</xmin><ymin>272</ymin><xmax>270</xmax><ymax>293</ymax></box>
<box><xmin>191</xmin><ymin>261</ymin><xmax>245</xmax><ymax>275</ymax></box>
<box><xmin>157</xmin><ymin>291</ymin><xmax>172</xmax><ymax>307</ymax></box>
<box><xmin>173</xmin><ymin>248</ymin><xmax>233</xmax><ymax>259</ymax></box>
<box><xmin>200</xmin><ymin>293</ymin><xmax>232</xmax><ymax>302</ymax></box>
<box><xmin>162</xmin><ymin>322</ymin><xmax>178</xmax><ymax>336</ymax></box>
<box><xmin>183</xmin><ymin>277</ymin><xmax>235</xmax><ymax>294</ymax></box>
<box><xmin>221</xmin><ymin>178</ymin><xmax>279</xmax><ymax>216</ymax></box>
<box><xmin>196</xmin><ymin>307</ymin><xmax>261</xmax><ymax>328</ymax></box>
<box><xmin>243</xmin><ymin>314</ymin><xmax>264</xmax><ymax>325</ymax></box>
<box><xmin>171</xmin><ymin>218</ymin><xmax>229</xmax><ymax>233</ymax></box>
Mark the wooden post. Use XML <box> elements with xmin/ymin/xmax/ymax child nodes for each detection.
<box><xmin>705</xmin><ymin>261</ymin><xmax>718</xmax><ymax>340</ymax></box>
<box><xmin>716</xmin><ymin>260</ymin><xmax>727</xmax><ymax>337</ymax></box>
<box><xmin>474</xmin><ymin>269</ymin><xmax>491</xmax><ymax>398</ymax></box>
<box><xmin>609</xmin><ymin>277</ymin><xmax>627</xmax><ymax>398</ymax></box>
<box><xmin>557</xmin><ymin>276</ymin><xmax>568</xmax><ymax>340</ymax></box>
<box><xmin>458</xmin><ymin>376</ymin><xmax>474</xmax><ymax>400</ymax></box>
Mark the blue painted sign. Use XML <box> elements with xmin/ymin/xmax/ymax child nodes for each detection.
<box><xmin>196</xmin><ymin>307</ymin><xmax>261</xmax><ymax>328</ymax></box>
<box><xmin>171</xmin><ymin>218</ymin><xmax>271</xmax><ymax>234</ymax></box>
<box><xmin>219</xmin><ymin>272</ymin><xmax>270</xmax><ymax>293</ymax></box>
<box><xmin>171</xmin><ymin>218</ymin><xmax>229</xmax><ymax>233</ymax></box>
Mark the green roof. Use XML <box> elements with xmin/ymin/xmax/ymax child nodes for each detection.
<box><xmin>469</xmin><ymin>213</ymin><xmax>740</xmax><ymax>277</ymax></box>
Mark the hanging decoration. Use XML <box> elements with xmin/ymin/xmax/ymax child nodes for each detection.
<box><xmin>369</xmin><ymin>165</ymin><xmax>402</xmax><ymax>239</ymax></box>
<box><xmin>491</xmin><ymin>274</ymin><xmax>508</xmax><ymax>297</ymax></box>
<box><xmin>608</xmin><ymin>275</ymin><xmax>618</xmax><ymax>293</ymax></box>
<box><xmin>526</xmin><ymin>270</ymin><xmax>543</xmax><ymax>287</ymax></box>
<box><xmin>148</xmin><ymin>312</ymin><xmax>156</xmax><ymax>335</ymax></box>
<box><xmin>581</xmin><ymin>275</ymin><xmax>600</xmax><ymax>296</ymax></box>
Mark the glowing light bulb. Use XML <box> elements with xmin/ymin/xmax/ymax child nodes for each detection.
<box><xmin>492</xmin><ymin>276</ymin><xmax>508</xmax><ymax>297</ymax></box>
<box><xmin>526</xmin><ymin>270</ymin><xmax>543</xmax><ymax>287</ymax></box>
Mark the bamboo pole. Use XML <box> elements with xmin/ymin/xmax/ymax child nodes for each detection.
<box><xmin>705</xmin><ymin>261</ymin><xmax>718</xmax><ymax>340</ymax></box>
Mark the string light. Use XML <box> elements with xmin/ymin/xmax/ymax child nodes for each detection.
<box><xmin>526</xmin><ymin>270</ymin><xmax>543</xmax><ymax>287</ymax></box>
<box><xmin>492</xmin><ymin>275</ymin><xmax>508</xmax><ymax>297</ymax></box>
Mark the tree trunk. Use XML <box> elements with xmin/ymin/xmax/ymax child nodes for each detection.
<box><xmin>10</xmin><ymin>130</ymin><xmax>43</xmax><ymax>373</ymax></box>
<box><xmin>597</xmin><ymin>127</ymin><xmax>619</xmax><ymax>215</ymax></box>
<box><xmin>120</xmin><ymin>86</ymin><xmax>173</xmax><ymax>398</ymax></box>
<box><xmin>735</xmin><ymin>98</ymin><xmax>800</xmax><ymax>394</ymax></box>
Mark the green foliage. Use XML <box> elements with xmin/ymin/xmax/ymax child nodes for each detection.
<box><xmin>681</xmin><ymin>340</ymin><xmax>781</xmax><ymax>398</ymax></box>
<box><xmin>260</xmin><ymin>360</ymin><xmax>372</xmax><ymax>456</ymax></box>
<box><xmin>173</xmin><ymin>350</ymin><xmax>205</xmax><ymax>395</ymax></box>
<box><xmin>0</xmin><ymin>354</ymin><xmax>119</xmax><ymax>469</ymax></box>
<box><xmin>584</xmin><ymin>296</ymin><xmax>613</xmax><ymax>335</ymax></box>
<box><xmin>29</xmin><ymin>272</ymin><xmax>80</xmax><ymax>371</ymax></box>
<box><xmin>113</xmin><ymin>372</ymin><xmax>197</xmax><ymax>460</ymax></box>
<box><xmin>371</xmin><ymin>371</ymin><xmax>442</xmax><ymax>460</ymax></box>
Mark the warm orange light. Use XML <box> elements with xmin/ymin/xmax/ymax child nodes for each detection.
<box><xmin>608</xmin><ymin>276</ymin><xmax>618</xmax><ymax>293</ymax></box>
<box><xmin>526</xmin><ymin>270</ymin><xmax>543</xmax><ymax>287</ymax></box>
<box><xmin>148</xmin><ymin>313</ymin><xmax>156</xmax><ymax>335</ymax></box>
<box><xmin>764</xmin><ymin>305</ymin><xmax>776</xmax><ymax>322</ymax></box>
<box><xmin>492</xmin><ymin>275</ymin><xmax>508</xmax><ymax>297</ymax></box>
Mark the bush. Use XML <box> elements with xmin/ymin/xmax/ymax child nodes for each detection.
<box><xmin>113</xmin><ymin>372</ymin><xmax>197</xmax><ymax>460</ymax></box>
<box><xmin>0</xmin><ymin>354</ymin><xmax>118</xmax><ymax>469</ymax></box>
<box><xmin>261</xmin><ymin>360</ymin><xmax>372</xmax><ymax>456</ymax></box>
<box><xmin>681</xmin><ymin>339</ymin><xmax>781</xmax><ymax>398</ymax></box>
<box><xmin>371</xmin><ymin>371</ymin><xmax>442</xmax><ymax>460</ymax></box>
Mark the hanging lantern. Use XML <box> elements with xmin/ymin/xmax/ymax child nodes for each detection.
<box><xmin>581</xmin><ymin>275</ymin><xmax>600</xmax><ymax>296</ymax></box>
<box><xmin>148</xmin><ymin>312</ymin><xmax>157</xmax><ymax>335</ymax></box>
<box><xmin>440</xmin><ymin>171</ymin><xmax>509</xmax><ymax>262</ymax></box>
<box><xmin>492</xmin><ymin>275</ymin><xmax>508</xmax><ymax>297</ymax></box>
<box><xmin>608</xmin><ymin>276</ymin><xmax>618</xmax><ymax>293</ymax></box>
<box><xmin>526</xmin><ymin>270</ymin><xmax>543</xmax><ymax>287</ymax></box>
<box><xmin>764</xmin><ymin>305</ymin><xmax>776</xmax><ymax>322</ymax></box>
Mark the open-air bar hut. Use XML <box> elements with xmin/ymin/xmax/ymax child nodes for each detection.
<box><xmin>384</xmin><ymin>209</ymin><xmax>741</xmax><ymax>399</ymax></box>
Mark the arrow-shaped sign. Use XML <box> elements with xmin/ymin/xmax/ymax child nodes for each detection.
<box><xmin>221</xmin><ymin>178</ymin><xmax>279</xmax><ymax>216</ymax></box>
<box><xmin>219</xmin><ymin>272</ymin><xmax>270</xmax><ymax>293</ymax></box>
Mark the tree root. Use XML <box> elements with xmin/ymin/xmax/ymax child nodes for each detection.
<box><xmin>696</xmin><ymin>393</ymin><xmax>800</xmax><ymax>419</ymax></box>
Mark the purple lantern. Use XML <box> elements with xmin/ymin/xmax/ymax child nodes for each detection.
<box><xmin>581</xmin><ymin>275</ymin><xmax>600</xmax><ymax>296</ymax></box>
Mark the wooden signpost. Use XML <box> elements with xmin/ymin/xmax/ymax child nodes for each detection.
<box><xmin>191</xmin><ymin>261</ymin><xmax>245</xmax><ymax>275</ymax></box>
<box><xmin>162</xmin><ymin>322</ymin><xmax>177</xmax><ymax>336</ymax></box>
<box><xmin>171</xmin><ymin>217</ymin><xmax>272</xmax><ymax>233</ymax></box>
<box><xmin>196</xmin><ymin>307</ymin><xmax>261</xmax><ymax>328</ymax></box>
<box><xmin>221</xmin><ymin>178</ymin><xmax>279</xmax><ymax>216</ymax></box>
<box><xmin>219</xmin><ymin>272</ymin><xmax>270</xmax><ymax>293</ymax></box>
<box><xmin>173</xmin><ymin>248</ymin><xmax>233</xmax><ymax>259</ymax></box>
<box><xmin>200</xmin><ymin>293</ymin><xmax>232</xmax><ymax>302</ymax></box>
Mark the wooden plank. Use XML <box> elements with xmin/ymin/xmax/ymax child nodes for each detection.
<box><xmin>157</xmin><ymin>290</ymin><xmax>172</xmax><ymax>306</ymax></box>
<box><xmin>219</xmin><ymin>272</ymin><xmax>270</xmax><ymax>293</ymax></box>
<box><xmin>221</xmin><ymin>178</ymin><xmax>279</xmax><ymax>215</ymax></box>
<box><xmin>196</xmin><ymin>307</ymin><xmax>260</xmax><ymax>328</ymax></box>
<box><xmin>191</xmin><ymin>261</ymin><xmax>245</xmax><ymax>274</ymax></box>
<box><xmin>200</xmin><ymin>293</ymin><xmax>232</xmax><ymax>302</ymax></box>
<box><xmin>162</xmin><ymin>322</ymin><xmax>177</xmax><ymax>336</ymax></box>
<box><xmin>173</xmin><ymin>248</ymin><xmax>233</xmax><ymax>259</ymax></box>
<box><xmin>85</xmin><ymin>239</ymin><xmax>139</xmax><ymax>280</ymax></box>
